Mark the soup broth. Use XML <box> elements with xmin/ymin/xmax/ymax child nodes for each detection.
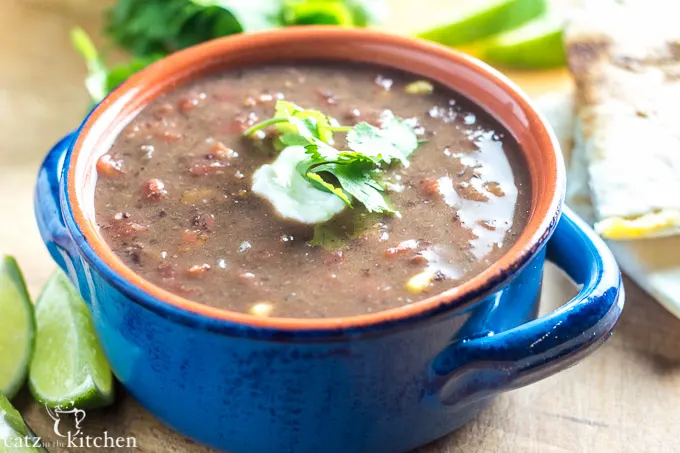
<box><xmin>94</xmin><ymin>63</ymin><xmax>531</xmax><ymax>318</ymax></box>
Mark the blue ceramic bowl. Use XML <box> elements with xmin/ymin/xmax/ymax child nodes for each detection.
<box><xmin>35</xmin><ymin>29</ymin><xmax>623</xmax><ymax>453</ymax></box>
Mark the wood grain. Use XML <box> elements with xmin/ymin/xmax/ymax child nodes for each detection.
<box><xmin>1</xmin><ymin>1</ymin><xmax>678</xmax><ymax>452</ymax></box>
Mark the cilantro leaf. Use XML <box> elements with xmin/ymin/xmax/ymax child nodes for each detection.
<box><xmin>281</xmin><ymin>0</ymin><xmax>388</xmax><ymax>27</ymax></box>
<box><xmin>306</xmin><ymin>173</ymin><xmax>353</xmax><ymax>206</ymax></box>
<box><xmin>282</xmin><ymin>0</ymin><xmax>355</xmax><ymax>26</ymax></box>
<box><xmin>295</xmin><ymin>152</ymin><xmax>394</xmax><ymax>214</ymax></box>
<box><xmin>105</xmin><ymin>56</ymin><xmax>162</xmax><ymax>91</ymax></box>
<box><xmin>107</xmin><ymin>0</ymin><xmax>278</xmax><ymax>58</ymax></box>
<box><xmin>279</xmin><ymin>133</ymin><xmax>316</xmax><ymax>148</ymax></box>
<box><xmin>71</xmin><ymin>28</ymin><xmax>161</xmax><ymax>103</ymax></box>
<box><xmin>379</xmin><ymin>111</ymin><xmax>421</xmax><ymax>159</ymax></box>
<box><xmin>347</xmin><ymin>111</ymin><xmax>419</xmax><ymax>167</ymax></box>
<box><xmin>192</xmin><ymin>0</ymin><xmax>281</xmax><ymax>33</ymax></box>
<box><xmin>245</xmin><ymin>100</ymin><xmax>418</xmax><ymax>215</ymax></box>
<box><xmin>311</xmin><ymin>162</ymin><xmax>394</xmax><ymax>213</ymax></box>
<box><xmin>71</xmin><ymin>28</ymin><xmax>109</xmax><ymax>103</ymax></box>
<box><xmin>245</xmin><ymin>101</ymin><xmax>338</xmax><ymax>154</ymax></box>
<box><xmin>274</xmin><ymin>101</ymin><xmax>335</xmax><ymax>144</ymax></box>
<box><xmin>305</xmin><ymin>140</ymin><xmax>343</xmax><ymax>161</ymax></box>
<box><xmin>107</xmin><ymin>0</ymin><xmax>202</xmax><ymax>57</ymax></box>
<box><xmin>106</xmin><ymin>0</ymin><xmax>385</xmax><ymax>60</ymax></box>
<box><xmin>80</xmin><ymin>1</ymin><xmax>386</xmax><ymax>102</ymax></box>
<box><xmin>344</xmin><ymin>0</ymin><xmax>388</xmax><ymax>26</ymax></box>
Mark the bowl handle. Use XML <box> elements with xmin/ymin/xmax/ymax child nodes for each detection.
<box><xmin>432</xmin><ymin>207</ymin><xmax>624</xmax><ymax>406</ymax></box>
<box><xmin>34</xmin><ymin>132</ymin><xmax>77</xmax><ymax>273</ymax></box>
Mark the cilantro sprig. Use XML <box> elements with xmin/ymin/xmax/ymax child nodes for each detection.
<box><xmin>73</xmin><ymin>1</ymin><xmax>386</xmax><ymax>103</ymax></box>
<box><xmin>71</xmin><ymin>28</ymin><xmax>162</xmax><ymax>104</ymax></box>
<box><xmin>107</xmin><ymin>0</ymin><xmax>385</xmax><ymax>59</ymax></box>
<box><xmin>244</xmin><ymin>101</ymin><xmax>419</xmax><ymax>214</ymax></box>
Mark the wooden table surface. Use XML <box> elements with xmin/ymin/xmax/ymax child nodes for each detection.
<box><xmin>2</xmin><ymin>1</ymin><xmax>679</xmax><ymax>452</ymax></box>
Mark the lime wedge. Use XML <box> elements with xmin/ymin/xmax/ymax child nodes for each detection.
<box><xmin>0</xmin><ymin>395</ymin><xmax>45</xmax><ymax>452</ymax></box>
<box><xmin>0</xmin><ymin>256</ymin><xmax>35</xmax><ymax>400</ymax></box>
<box><xmin>478</xmin><ymin>14</ymin><xmax>566</xmax><ymax>68</ymax></box>
<box><xmin>29</xmin><ymin>270</ymin><xmax>114</xmax><ymax>409</ymax></box>
<box><xmin>416</xmin><ymin>0</ymin><xmax>547</xmax><ymax>47</ymax></box>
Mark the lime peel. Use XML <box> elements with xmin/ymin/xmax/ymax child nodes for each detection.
<box><xmin>0</xmin><ymin>395</ymin><xmax>45</xmax><ymax>452</ymax></box>
<box><xmin>0</xmin><ymin>256</ymin><xmax>36</xmax><ymax>400</ymax></box>
<box><xmin>478</xmin><ymin>14</ymin><xmax>566</xmax><ymax>69</ymax></box>
<box><xmin>28</xmin><ymin>270</ymin><xmax>114</xmax><ymax>410</ymax></box>
<box><xmin>416</xmin><ymin>0</ymin><xmax>547</xmax><ymax>47</ymax></box>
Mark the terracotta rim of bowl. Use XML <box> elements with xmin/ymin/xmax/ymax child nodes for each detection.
<box><xmin>65</xmin><ymin>27</ymin><xmax>565</xmax><ymax>332</ymax></box>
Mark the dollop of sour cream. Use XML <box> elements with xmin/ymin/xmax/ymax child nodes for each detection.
<box><xmin>251</xmin><ymin>146</ymin><xmax>346</xmax><ymax>224</ymax></box>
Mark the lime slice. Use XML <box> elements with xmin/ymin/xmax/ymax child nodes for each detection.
<box><xmin>478</xmin><ymin>14</ymin><xmax>566</xmax><ymax>68</ymax></box>
<box><xmin>0</xmin><ymin>256</ymin><xmax>35</xmax><ymax>399</ymax></box>
<box><xmin>416</xmin><ymin>0</ymin><xmax>547</xmax><ymax>47</ymax></box>
<box><xmin>29</xmin><ymin>270</ymin><xmax>114</xmax><ymax>409</ymax></box>
<box><xmin>0</xmin><ymin>395</ymin><xmax>45</xmax><ymax>452</ymax></box>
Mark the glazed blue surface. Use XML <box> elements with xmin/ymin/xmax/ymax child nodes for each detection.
<box><xmin>35</xmin><ymin>132</ymin><xmax>624</xmax><ymax>453</ymax></box>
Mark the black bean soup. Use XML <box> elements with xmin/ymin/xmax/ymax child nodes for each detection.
<box><xmin>94</xmin><ymin>63</ymin><xmax>531</xmax><ymax>318</ymax></box>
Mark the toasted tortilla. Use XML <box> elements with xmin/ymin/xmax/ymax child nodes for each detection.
<box><xmin>565</xmin><ymin>0</ymin><xmax>680</xmax><ymax>239</ymax></box>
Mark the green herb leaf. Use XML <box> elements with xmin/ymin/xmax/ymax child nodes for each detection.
<box><xmin>275</xmin><ymin>101</ymin><xmax>335</xmax><ymax>144</ymax></box>
<box><xmin>347</xmin><ymin>111</ymin><xmax>419</xmax><ymax>167</ymax></box>
<box><xmin>297</xmin><ymin>151</ymin><xmax>394</xmax><ymax>214</ymax></box>
<box><xmin>107</xmin><ymin>0</ymin><xmax>203</xmax><ymax>58</ymax></box>
<box><xmin>87</xmin><ymin>0</ymin><xmax>385</xmax><ymax>103</ymax></box>
<box><xmin>279</xmin><ymin>133</ymin><xmax>317</xmax><ymax>148</ymax></box>
<box><xmin>344</xmin><ymin>0</ymin><xmax>388</xmax><ymax>27</ymax></box>
<box><xmin>244</xmin><ymin>101</ymin><xmax>332</xmax><ymax>140</ymax></box>
<box><xmin>306</xmin><ymin>173</ymin><xmax>353</xmax><ymax>206</ymax></box>
<box><xmin>305</xmin><ymin>140</ymin><xmax>342</xmax><ymax>162</ymax></box>
<box><xmin>311</xmin><ymin>162</ymin><xmax>394</xmax><ymax>213</ymax></box>
<box><xmin>71</xmin><ymin>28</ymin><xmax>109</xmax><ymax>103</ymax></box>
<box><xmin>246</xmin><ymin>100</ymin><xmax>418</xmax><ymax>215</ymax></box>
<box><xmin>281</xmin><ymin>0</ymin><xmax>387</xmax><ymax>27</ymax></box>
<box><xmin>106</xmin><ymin>0</ymin><xmax>385</xmax><ymax>59</ymax></box>
<box><xmin>71</xmin><ymin>28</ymin><xmax>161</xmax><ymax>104</ymax></box>
<box><xmin>191</xmin><ymin>0</ymin><xmax>282</xmax><ymax>32</ymax></box>
<box><xmin>106</xmin><ymin>56</ymin><xmax>163</xmax><ymax>91</ymax></box>
<box><xmin>81</xmin><ymin>0</ymin><xmax>385</xmax><ymax>103</ymax></box>
<box><xmin>282</xmin><ymin>0</ymin><xmax>355</xmax><ymax>26</ymax></box>
<box><xmin>106</xmin><ymin>0</ymin><xmax>280</xmax><ymax>58</ymax></box>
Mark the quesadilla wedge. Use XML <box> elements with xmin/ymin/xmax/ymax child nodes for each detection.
<box><xmin>565</xmin><ymin>0</ymin><xmax>680</xmax><ymax>239</ymax></box>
